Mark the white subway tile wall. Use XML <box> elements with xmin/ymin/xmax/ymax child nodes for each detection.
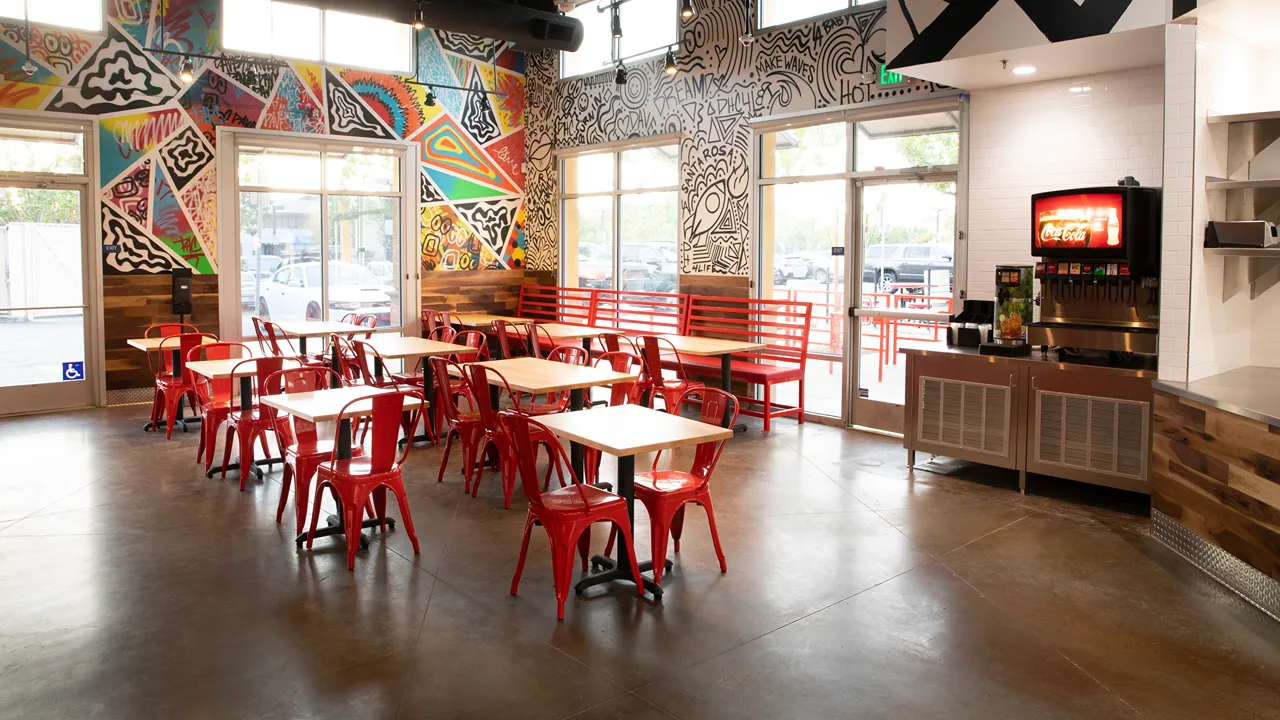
<box><xmin>967</xmin><ymin>66</ymin><xmax>1165</xmax><ymax>302</ymax></box>
<box><xmin>1159</xmin><ymin>23</ymin><xmax>1195</xmax><ymax>383</ymax></box>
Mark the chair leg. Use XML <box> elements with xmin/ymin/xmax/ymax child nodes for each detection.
<box><xmin>549</xmin><ymin>533</ymin><xmax>575</xmax><ymax>621</ymax></box>
<box><xmin>577</xmin><ymin>524</ymin><xmax>591</xmax><ymax>571</ymax></box>
<box><xmin>603</xmin><ymin>524</ymin><xmax>616</xmax><ymax>558</ymax></box>
<box><xmin>797</xmin><ymin>377</ymin><xmax>806</xmax><ymax>425</ymax></box>
<box><xmin>276</xmin><ymin>462</ymin><xmax>293</xmax><ymax>524</ymax></box>
<box><xmin>220</xmin><ymin>424</ymin><xmax>235</xmax><ymax>478</ymax></box>
<box><xmin>670</xmin><ymin>504</ymin><xmax>687</xmax><ymax>553</ymax></box>
<box><xmin>341</xmin><ymin>488</ymin><xmax>370</xmax><ymax>570</ymax></box>
<box><xmin>163</xmin><ymin>389</ymin><xmax>183</xmax><ymax>439</ymax></box>
<box><xmin>305</xmin><ymin>480</ymin><xmax>327</xmax><ymax>549</ymax></box>
<box><xmin>205</xmin><ymin>417</ymin><xmax>223</xmax><ymax>475</ymax></box>
<box><xmin>702</xmin><ymin>493</ymin><xmax>727</xmax><ymax>573</ymax></box>
<box><xmin>649</xmin><ymin>512</ymin><xmax>672</xmax><ymax>587</ymax></box>
<box><xmin>196</xmin><ymin>414</ymin><xmax>207</xmax><ymax>464</ymax></box>
<box><xmin>437</xmin><ymin>430</ymin><xmax>455</xmax><ymax>483</ymax></box>
<box><xmin>389</xmin><ymin>480</ymin><xmax>419</xmax><ymax>553</ymax></box>
<box><xmin>293</xmin><ymin>466</ymin><xmax>315</xmax><ymax>536</ymax></box>
<box><xmin>237</xmin><ymin>428</ymin><xmax>256</xmax><ymax>491</ymax></box>
<box><xmin>510</xmin><ymin>513</ymin><xmax>534</xmax><ymax>595</ymax></box>
<box><xmin>613</xmin><ymin>517</ymin><xmax>644</xmax><ymax>596</ymax></box>
<box><xmin>372</xmin><ymin>486</ymin><xmax>388</xmax><ymax>533</ymax></box>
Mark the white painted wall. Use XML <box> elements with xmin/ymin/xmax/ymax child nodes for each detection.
<box><xmin>1185</xmin><ymin>18</ymin><xmax>1280</xmax><ymax>380</ymax></box>
<box><xmin>966</xmin><ymin>66</ymin><xmax>1165</xmax><ymax>300</ymax></box>
<box><xmin>1158</xmin><ymin>22</ymin><xmax>1195</xmax><ymax>383</ymax></box>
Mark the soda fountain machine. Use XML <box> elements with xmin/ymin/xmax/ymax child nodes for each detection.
<box><xmin>1029</xmin><ymin>179</ymin><xmax>1161</xmax><ymax>365</ymax></box>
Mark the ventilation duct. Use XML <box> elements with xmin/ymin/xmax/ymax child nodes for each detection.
<box><xmin>284</xmin><ymin>0</ymin><xmax>584</xmax><ymax>53</ymax></box>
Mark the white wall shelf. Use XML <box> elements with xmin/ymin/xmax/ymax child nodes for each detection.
<box><xmin>1207</xmin><ymin>109</ymin><xmax>1280</xmax><ymax>124</ymax></box>
<box><xmin>1206</xmin><ymin>178</ymin><xmax>1280</xmax><ymax>191</ymax></box>
<box><xmin>1207</xmin><ymin>247</ymin><xmax>1280</xmax><ymax>301</ymax></box>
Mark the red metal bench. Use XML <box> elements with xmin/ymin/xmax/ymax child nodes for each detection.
<box><xmin>592</xmin><ymin>289</ymin><xmax>688</xmax><ymax>337</ymax></box>
<box><xmin>516</xmin><ymin>285</ymin><xmax>596</xmax><ymax>354</ymax></box>
<box><xmin>678</xmin><ymin>295</ymin><xmax>812</xmax><ymax>432</ymax></box>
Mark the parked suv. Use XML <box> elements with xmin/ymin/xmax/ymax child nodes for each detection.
<box><xmin>863</xmin><ymin>243</ymin><xmax>953</xmax><ymax>293</ymax></box>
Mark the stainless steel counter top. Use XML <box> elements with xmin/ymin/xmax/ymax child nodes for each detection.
<box><xmin>1153</xmin><ymin>366</ymin><xmax>1280</xmax><ymax>427</ymax></box>
<box><xmin>899</xmin><ymin>345</ymin><xmax>1157</xmax><ymax>379</ymax></box>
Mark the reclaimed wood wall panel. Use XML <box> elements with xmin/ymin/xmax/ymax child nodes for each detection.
<box><xmin>679</xmin><ymin>273</ymin><xmax>750</xmax><ymax>298</ymax></box>
<box><xmin>103</xmin><ymin>274</ymin><xmax>219</xmax><ymax>391</ymax></box>
<box><xmin>420</xmin><ymin>269</ymin><xmax>553</xmax><ymax>314</ymax></box>
<box><xmin>1151</xmin><ymin>390</ymin><xmax>1280</xmax><ymax>581</ymax></box>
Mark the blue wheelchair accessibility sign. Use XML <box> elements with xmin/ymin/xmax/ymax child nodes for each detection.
<box><xmin>62</xmin><ymin>362</ymin><xmax>84</xmax><ymax>381</ymax></box>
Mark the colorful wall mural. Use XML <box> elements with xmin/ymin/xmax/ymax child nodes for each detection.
<box><xmin>523</xmin><ymin>0</ymin><xmax>951</xmax><ymax>275</ymax></box>
<box><xmin>0</xmin><ymin>0</ymin><xmax>527</xmax><ymax>275</ymax></box>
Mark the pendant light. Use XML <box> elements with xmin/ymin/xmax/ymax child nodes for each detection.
<box><xmin>179</xmin><ymin>59</ymin><xmax>195</xmax><ymax>83</ymax></box>
<box><xmin>413</xmin><ymin>2</ymin><xmax>425</xmax><ymax>30</ymax></box>
<box><xmin>680</xmin><ymin>0</ymin><xmax>695</xmax><ymax>19</ymax></box>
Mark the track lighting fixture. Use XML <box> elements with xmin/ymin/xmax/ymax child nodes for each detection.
<box><xmin>413</xmin><ymin>2</ymin><xmax>425</xmax><ymax>30</ymax></box>
<box><xmin>179</xmin><ymin>59</ymin><xmax>195</xmax><ymax>84</ymax></box>
<box><xmin>424</xmin><ymin>86</ymin><xmax>436</xmax><ymax>107</ymax></box>
<box><xmin>680</xmin><ymin>0</ymin><xmax>695</xmax><ymax>19</ymax></box>
<box><xmin>611</xmin><ymin>9</ymin><xmax>622</xmax><ymax>38</ymax></box>
<box><xmin>664</xmin><ymin>48</ymin><xmax>677</xmax><ymax>75</ymax></box>
<box><xmin>615</xmin><ymin>63</ymin><xmax>628</xmax><ymax>85</ymax></box>
<box><xmin>21</xmin><ymin>59</ymin><xmax>36</xmax><ymax>76</ymax></box>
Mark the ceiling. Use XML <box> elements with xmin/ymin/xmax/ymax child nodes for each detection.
<box><xmin>897</xmin><ymin>26</ymin><xmax>1166</xmax><ymax>92</ymax></box>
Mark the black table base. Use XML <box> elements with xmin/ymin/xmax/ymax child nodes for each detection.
<box><xmin>206</xmin><ymin>456</ymin><xmax>279</xmax><ymax>480</ymax></box>
<box><xmin>295</xmin><ymin>513</ymin><xmax>395</xmax><ymax>549</ymax></box>
<box><xmin>143</xmin><ymin>393</ymin><xmax>202</xmax><ymax>433</ymax></box>
<box><xmin>578</xmin><ymin>555</ymin><xmax>672</xmax><ymax>598</ymax></box>
<box><xmin>720</xmin><ymin>354</ymin><xmax>748</xmax><ymax>434</ymax></box>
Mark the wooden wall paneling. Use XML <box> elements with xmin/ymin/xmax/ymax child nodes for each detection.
<box><xmin>1151</xmin><ymin>390</ymin><xmax>1280</xmax><ymax>581</ymax></box>
<box><xmin>420</xmin><ymin>269</ymin><xmax>553</xmax><ymax>315</ymax></box>
<box><xmin>679</xmin><ymin>273</ymin><xmax>750</xmax><ymax>298</ymax></box>
<box><xmin>103</xmin><ymin>274</ymin><xmax>219</xmax><ymax>391</ymax></box>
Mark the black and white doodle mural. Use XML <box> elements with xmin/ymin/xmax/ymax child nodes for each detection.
<box><xmin>886</xmin><ymin>0</ymin><xmax>1167</xmax><ymax>70</ymax></box>
<box><xmin>325</xmin><ymin>70</ymin><xmax>395</xmax><ymax>139</ymax></box>
<box><xmin>524</xmin><ymin>0</ymin><xmax>950</xmax><ymax>275</ymax></box>
<box><xmin>46</xmin><ymin>25</ymin><xmax>179</xmax><ymax>113</ymax></box>
<box><xmin>158</xmin><ymin>126</ymin><xmax>214</xmax><ymax>192</ymax></box>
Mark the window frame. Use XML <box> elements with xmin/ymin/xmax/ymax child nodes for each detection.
<box><xmin>216</xmin><ymin>127</ymin><xmax>419</xmax><ymax>341</ymax></box>
<box><xmin>221</xmin><ymin>0</ymin><xmax>413</xmax><ymax>74</ymax></box>
<box><xmin>556</xmin><ymin>135</ymin><xmax>682</xmax><ymax>291</ymax></box>
<box><xmin>0</xmin><ymin>0</ymin><xmax>104</xmax><ymax>33</ymax></box>
<box><xmin>559</xmin><ymin>0</ymin><xmax>681</xmax><ymax>81</ymax></box>
<box><xmin>755</xmin><ymin>0</ymin><xmax>858</xmax><ymax>34</ymax></box>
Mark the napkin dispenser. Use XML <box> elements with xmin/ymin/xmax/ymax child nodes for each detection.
<box><xmin>1206</xmin><ymin>220</ymin><xmax>1280</xmax><ymax>248</ymax></box>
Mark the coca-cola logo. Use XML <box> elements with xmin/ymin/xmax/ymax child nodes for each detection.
<box><xmin>1038</xmin><ymin>219</ymin><xmax>1091</xmax><ymax>246</ymax></box>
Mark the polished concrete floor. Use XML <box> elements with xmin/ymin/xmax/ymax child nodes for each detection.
<box><xmin>2</xmin><ymin>406</ymin><xmax>1280</xmax><ymax>720</ymax></box>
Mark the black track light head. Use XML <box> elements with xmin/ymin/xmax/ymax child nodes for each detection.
<box><xmin>615</xmin><ymin>63</ymin><xmax>628</xmax><ymax>85</ymax></box>
<box><xmin>611</xmin><ymin>9</ymin><xmax>622</xmax><ymax>38</ymax></box>
<box><xmin>680</xmin><ymin>0</ymin><xmax>695</xmax><ymax>20</ymax></box>
<box><xmin>664</xmin><ymin>48</ymin><xmax>677</xmax><ymax>75</ymax></box>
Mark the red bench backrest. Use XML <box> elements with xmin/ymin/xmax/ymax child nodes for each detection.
<box><xmin>686</xmin><ymin>296</ymin><xmax>813</xmax><ymax>367</ymax></box>
<box><xmin>517</xmin><ymin>285</ymin><xmax>595</xmax><ymax>326</ymax></box>
<box><xmin>593</xmin><ymin>290</ymin><xmax>688</xmax><ymax>336</ymax></box>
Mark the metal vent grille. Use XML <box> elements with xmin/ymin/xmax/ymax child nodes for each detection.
<box><xmin>1035</xmin><ymin>391</ymin><xmax>1148</xmax><ymax>481</ymax></box>
<box><xmin>918</xmin><ymin>376</ymin><xmax>1009</xmax><ymax>456</ymax></box>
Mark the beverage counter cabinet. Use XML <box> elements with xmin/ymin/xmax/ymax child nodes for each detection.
<box><xmin>902</xmin><ymin>346</ymin><xmax>1154</xmax><ymax>495</ymax></box>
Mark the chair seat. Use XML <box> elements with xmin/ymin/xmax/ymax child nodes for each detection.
<box><xmin>521</xmin><ymin>401</ymin><xmax>566</xmax><ymax>416</ymax></box>
<box><xmin>229</xmin><ymin>407</ymin><xmax>272</xmax><ymax>424</ymax></box>
<box><xmin>156</xmin><ymin>375</ymin><xmax>193</xmax><ymax>389</ymax></box>
<box><xmin>287</xmin><ymin>439</ymin><xmax>364</xmax><ymax>459</ymax></box>
<box><xmin>540</xmin><ymin>483</ymin><xmax>627</xmax><ymax>513</ymax></box>
<box><xmin>672</xmin><ymin>354</ymin><xmax>803</xmax><ymax>383</ymax></box>
<box><xmin>319</xmin><ymin>456</ymin><xmax>401</xmax><ymax>480</ymax></box>
<box><xmin>635</xmin><ymin>471</ymin><xmax>706</xmax><ymax>496</ymax></box>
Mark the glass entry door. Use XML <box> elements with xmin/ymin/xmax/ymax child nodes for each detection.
<box><xmin>852</xmin><ymin>178</ymin><xmax>957</xmax><ymax>433</ymax></box>
<box><xmin>0</xmin><ymin>184</ymin><xmax>93</xmax><ymax>415</ymax></box>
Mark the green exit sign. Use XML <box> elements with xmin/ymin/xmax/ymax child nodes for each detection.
<box><xmin>880</xmin><ymin>65</ymin><xmax>905</xmax><ymax>85</ymax></box>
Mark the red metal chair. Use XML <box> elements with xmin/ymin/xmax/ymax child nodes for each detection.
<box><xmin>260</xmin><ymin>318</ymin><xmax>327</xmax><ymax>367</ymax></box>
<box><xmin>502</xmin><ymin>411</ymin><xmax>643</xmax><ymax>620</ymax></box>
<box><xmin>349</xmin><ymin>339</ymin><xmax>432</xmax><ymax>444</ymax></box>
<box><xmin>516</xmin><ymin>344</ymin><xmax>585</xmax><ymax>417</ymax></box>
<box><xmin>431</xmin><ymin>357</ymin><xmax>486</xmax><ymax>491</ymax></box>
<box><xmin>465</xmin><ymin>364</ymin><xmax>561</xmax><ymax>508</ymax></box>
<box><xmin>188</xmin><ymin>341</ymin><xmax>251</xmax><ymax>474</ymax></box>
<box><xmin>220</xmin><ymin>356</ymin><xmax>288</xmax><ymax>490</ymax></box>
<box><xmin>265</xmin><ymin>366</ymin><xmax>357</xmax><ymax>535</ymax></box>
<box><xmin>606</xmin><ymin>387</ymin><xmax>738</xmax><ymax>586</ymax></box>
<box><xmin>422</xmin><ymin>309</ymin><xmax>442</xmax><ymax>336</ymax></box>
<box><xmin>427</xmin><ymin>325</ymin><xmax>459</xmax><ymax>344</ymax></box>
<box><xmin>492</xmin><ymin>319</ymin><xmax>533</xmax><ymax>359</ymax></box>
<box><xmin>640</xmin><ymin>335</ymin><xmax>703</xmax><ymax>412</ymax></box>
<box><xmin>149</xmin><ymin>332</ymin><xmax>216</xmax><ymax>439</ymax></box>
<box><xmin>582</xmin><ymin>351</ymin><xmax>645</xmax><ymax>487</ymax></box>
<box><xmin>592</xmin><ymin>332</ymin><xmax>639</xmax><ymax>357</ymax></box>
<box><xmin>306</xmin><ymin>391</ymin><xmax>422</xmax><ymax>571</ymax></box>
<box><xmin>357</xmin><ymin>313</ymin><xmax>382</xmax><ymax>329</ymax></box>
<box><xmin>454</xmin><ymin>329</ymin><xmax>490</xmax><ymax>362</ymax></box>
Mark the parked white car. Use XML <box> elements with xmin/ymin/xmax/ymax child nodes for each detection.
<box><xmin>256</xmin><ymin>262</ymin><xmax>395</xmax><ymax>326</ymax></box>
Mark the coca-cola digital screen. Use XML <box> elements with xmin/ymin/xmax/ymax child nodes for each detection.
<box><xmin>1033</xmin><ymin>192</ymin><xmax>1125</xmax><ymax>250</ymax></box>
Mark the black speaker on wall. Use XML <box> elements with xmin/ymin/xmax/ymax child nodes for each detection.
<box><xmin>172</xmin><ymin>267</ymin><xmax>193</xmax><ymax>317</ymax></box>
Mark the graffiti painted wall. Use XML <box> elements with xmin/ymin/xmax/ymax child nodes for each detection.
<box><xmin>524</xmin><ymin>0</ymin><xmax>951</xmax><ymax>275</ymax></box>
<box><xmin>0</xmin><ymin>0</ymin><xmax>526</xmax><ymax>275</ymax></box>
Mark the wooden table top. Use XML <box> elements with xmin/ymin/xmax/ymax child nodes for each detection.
<box><xmin>362</xmin><ymin>334</ymin><xmax>479</xmax><ymax>360</ymax></box>
<box><xmin>127</xmin><ymin>336</ymin><xmax>217</xmax><ymax>352</ymax></box>
<box><xmin>269</xmin><ymin>319</ymin><xmax>368</xmax><ymax>337</ymax></box>
<box><xmin>261</xmin><ymin>386</ymin><xmax>424</xmax><ymax>423</ymax></box>
<box><xmin>472</xmin><ymin>357</ymin><xmax>636</xmax><ymax>395</ymax></box>
<box><xmin>536</xmin><ymin>405</ymin><xmax>732</xmax><ymax>457</ymax></box>
<box><xmin>657</xmin><ymin>334</ymin><xmax>767</xmax><ymax>356</ymax></box>
<box><xmin>540</xmin><ymin>323</ymin><xmax>609</xmax><ymax>340</ymax></box>
<box><xmin>453</xmin><ymin>313</ymin><xmax>523</xmax><ymax>328</ymax></box>
<box><xmin>186</xmin><ymin>355</ymin><xmax>289</xmax><ymax>380</ymax></box>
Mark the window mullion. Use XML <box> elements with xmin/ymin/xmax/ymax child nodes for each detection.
<box><xmin>613</xmin><ymin>151</ymin><xmax>623</xmax><ymax>290</ymax></box>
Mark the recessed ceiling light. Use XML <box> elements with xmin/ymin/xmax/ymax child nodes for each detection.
<box><xmin>1012</xmin><ymin>65</ymin><xmax>1036</xmax><ymax>76</ymax></box>
<box><xmin>1069</xmin><ymin>85</ymin><xmax>1092</xmax><ymax>93</ymax></box>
